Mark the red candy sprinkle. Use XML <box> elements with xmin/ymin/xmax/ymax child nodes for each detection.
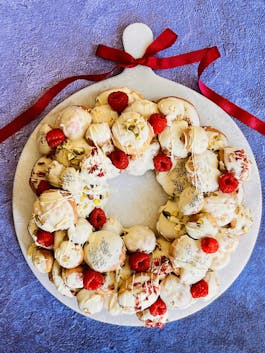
<box><xmin>201</xmin><ymin>237</ymin><xmax>219</xmax><ymax>254</ymax></box>
<box><xmin>83</xmin><ymin>269</ymin><xmax>104</xmax><ymax>290</ymax></box>
<box><xmin>109</xmin><ymin>150</ymin><xmax>129</xmax><ymax>169</ymax></box>
<box><xmin>88</xmin><ymin>208</ymin><xmax>107</xmax><ymax>229</ymax></box>
<box><xmin>129</xmin><ymin>252</ymin><xmax>151</xmax><ymax>272</ymax></box>
<box><xmin>36</xmin><ymin>230</ymin><xmax>54</xmax><ymax>248</ymax></box>
<box><xmin>148</xmin><ymin>113</ymin><xmax>167</xmax><ymax>134</ymax></box>
<box><xmin>107</xmin><ymin>91</ymin><xmax>129</xmax><ymax>112</ymax></box>
<box><xmin>190</xmin><ymin>279</ymin><xmax>209</xmax><ymax>298</ymax></box>
<box><xmin>218</xmin><ymin>173</ymin><xmax>239</xmax><ymax>193</ymax></box>
<box><xmin>153</xmin><ymin>154</ymin><xmax>172</xmax><ymax>172</ymax></box>
<box><xmin>36</xmin><ymin>180</ymin><xmax>52</xmax><ymax>196</ymax></box>
<box><xmin>149</xmin><ymin>298</ymin><xmax>167</xmax><ymax>316</ymax></box>
<box><xmin>46</xmin><ymin>128</ymin><xmax>66</xmax><ymax>148</ymax></box>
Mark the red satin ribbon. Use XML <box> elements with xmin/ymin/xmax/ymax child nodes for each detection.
<box><xmin>1</xmin><ymin>28</ymin><xmax>264</xmax><ymax>143</ymax></box>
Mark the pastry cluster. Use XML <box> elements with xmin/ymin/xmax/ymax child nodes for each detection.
<box><xmin>27</xmin><ymin>87</ymin><xmax>252</xmax><ymax>328</ymax></box>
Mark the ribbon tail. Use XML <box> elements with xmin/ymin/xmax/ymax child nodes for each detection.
<box><xmin>199</xmin><ymin>80</ymin><xmax>265</xmax><ymax>135</ymax></box>
<box><xmin>197</xmin><ymin>47</ymin><xmax>265</xmax><ymax>135</ymax></box>
<box><xmin>0</xmin><ymin>69</ymin><xmax>121</xmax><ymax>143</ymax></box>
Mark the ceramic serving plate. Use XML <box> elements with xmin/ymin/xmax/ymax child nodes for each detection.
<box><xmin>13</xmin><ymin>23</ymin><xmax>262</xmax><ymax>326</ymax></box>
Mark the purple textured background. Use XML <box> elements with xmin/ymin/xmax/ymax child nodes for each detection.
<box><xmin>0</xmin><ymin>1</ymin><xmax>264</xmax><ymax>352</ymax></box>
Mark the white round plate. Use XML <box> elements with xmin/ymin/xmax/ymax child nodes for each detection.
<box><xmin>13</xmin><ymin>23</ymin><xmax>262</xmax><ymax>326</ymax></box>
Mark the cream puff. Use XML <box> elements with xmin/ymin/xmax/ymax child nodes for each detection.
<box><xmin>115</xmin><ymin>258</ymin><xmax>133</xmax><ymax>289</ymax></box>
<box><xmin>214</xmin><ymin>228</ymin><xmax>240</xmax><ymax>254</ymax></box>
<box><xmin>210</xmin><ymin>252</ymin><xmax>231</xmax><ymax>271</ymax></box>
<box><xmin>160</xmin><ymin>274</ymin><xmax>193</xmax><ymax>308</ymax></box>
<box><xmin>158</xmin><ymin>120</ymin><xmax>189</xmax><ymax>158</ymax></box>
<box><xmin>202</xmin><ymin>191</ymin><xmax>238</xmax><ymax>226</ymax></box>
<box><xmin>203</xmin><ymin>271</ymin><xmax>220</xmax><ymax>301</ymax></box>
<box><xmin>54</xmin><ymin>139</ymin><xmax>90</xmax><ymax>168</ymax></box>
<box><xmin>118</xmin><ymin>273</ymin><xmax>159</xmax><ymax>312</ymax></box>
<box><xmin>156</xmin><ymin>200</ymin><xmax>188</xmax><ymax>241</ymax></box>
<box><xmin>85</xmin><ymin>122</ymin><xmax>114</xmax><ymax>154</ymax></box>
<box><xmin>90</xmin><ymin>104</ymin><xmax>118</xmax><ymax>126</ymax></box>
<box><xmin>124</xmin><ymin>99</ymin><xmax>158</xmax><ymax>119</ymax></box>
<box><xmin>54</xmin><ymin>230</ymin><xmax>67</xmax><ymax>250</ymax></box>
<box><xmin>178</xmin><ymin>186</ymin><xmax>204</xmax><ymax>215</ymax></box>
<box><xmin>106</xmin><ymin>293</ymin><xmax>126</xmax><ymax>316</ymax></box>
<box><xmin>27</xmin><ymin>244</ymin><xmax>54</xmax><ymax>273</ymax></box>
<box><xmin>156</xmin><ymin>158</ymin><xmax>190</xmax><ymax>197</ymax></box>
<box><xmin>55</xmin><ymin>105</ymin><xmax>92</xmax><ymax>140</ymax></box>
<box><xmin>102</xmin><ymin>216</ymin><xmax>123</xmax><ymax>235</ymax></box>
<box><xmin>95</xmin><ymin>87</ymin><xmax>142</xmax><ymax>106</ymax></box>
<box><xmin>60</xmin><ymin>167</ymin><xmax>83</xmax><ymax>202</ymax></box>
<box><xmin>219</xmin><ymin>146</ymin><xmax>251</xmax><ymax>182</ymax></box>
<box><xmin>203</xmin><ymin>126</ymin><xmax>228</xmax><ymax>151</ymax></box>
<box><xmin>126</xmin><ymin>141</ymin><xmax>160</xmax><ymax>176</ymax></box>
<box><xmin>77</xmin><ymin>289</ymin><xmax>104</xmax><ymax>315</ymax></box>
<box><xmin>136</xmin><ymin>305</ymin><xmax>169</xmax><ymax>328</ymax></box>
<box><xmin>51</xmin><ymin>260</ymin><xmax>75</xmax><ymax>297</ymax></box>
<box><xmin>47</xmin><ymin>160</ymin><xmax>65</xmax><ymax>188</ymax></box>
<box><xmin>182</xmin><ymin>126</ymin><xmax>209</xmax><ymax>154</ymax></box>
<box><xmin>185</xmin><ymin>150</ymin><xmax>221</xmax><ymax>193</ymax></box>
<box><xmin>229</xmin><ymin>205</ymin><xmax>253</xmax><ymax>235</ymax></box>
<box><xmin>33</xmin><ymin>190</ymin><xmax>78</xmax><ymax>232</ymax></box>
<box><xmin>36</xmin><ymin>123</ymin><xmax>53</xmax><ymax>155</ymax></box>
<box><xmin>76</xmin><ymin>181</ymin><xmax>110</xmax><ymax>218</ymax></box>
<box><xmin>111</xmin><ymin>112</ymin><xmax>154</xmax><ymax>155</ymax></box>
<box><xmin>80</xmin><ymin>147</ymin><xmax>119</xmax><ymax>181</ymax></box>
<box><xmin>55</xmin><ymin>240</ymin><xmax>84</xmax><ymax>269</ymax></box>
<box><xmin>150</xmin><ymin>237</ymin><xmax>173</xmax><ymax>279</ymax></box>
<box><xmin>169</xmin><ymin>235</ymin><xmax>212</xmax><ymax>277</ymax></box>
<box><xmin>157</xmin><ymin>97</ymin><xmax>200</xmax><ymax>126</ymax></box>
<box><xmin>84</xmin><ymin>230</ymin><xmax>125</xmax><ymax>272</ymax></box>
<box><xmin>97</xmin><ymin>272</ymin><xmax>116</xmax><ymax>294</ymax></box>
<box><xmin>185</xmin><ymin>212</ymin><xmax>218</xmax><ymax>240</ymax></box>
<box><xmin>62</xmin><ymin>266</ymin><xmax>84</xmax><ymax>290</ymax></box>
<box><xmin>29</xmin><ymin>156</ymin><xmax>52</xmax><ymax>191</ymax></box>
<box><xmin>123</xmin><ymin>225</ymin><xmax>156</xmax><ymax>253</ymax></box>
<box><xmin>68</xmin><ymin>218</ymin><xmax>93</xmax><ymax>245</ymax></box>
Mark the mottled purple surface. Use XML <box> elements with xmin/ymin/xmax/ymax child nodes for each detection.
<box><xmin>0</xmin><ymin>1</ymin><xmax>264</xmax><ymax>352</ymax></box>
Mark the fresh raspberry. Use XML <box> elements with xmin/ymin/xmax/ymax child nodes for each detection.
<box><xmin>190</xmin><ymin>279</ymin><xmax>209</xmax><ymax>298</ymax></box>
<box><xmin>129</xmin><ymin>252</ymin><xmax>151</xmax><ymax>272</ymax></box>
<box><xmin>83</xmin><ymin>269</ymin><xmax>104</xmax><ymax>290</ymax></box>
<box><xmin>201</xmin><ymin>237</ymin><xmax>219</xmax><ymax>254</ymax></box>
<box><xmin>153</xmin><ymin>154</ymin><xmax>172</xmax><ymax>172</ymax></box>
<box><xmin>46</xmin><ymin>128</ymin><xmax>66</xmax><ymax>148</ymax></box>
<box><xmin>36</xmin><ymin>180</ymin><xmax>52</xmax><ymax>196</ymax></box>
<box><xmin>149</xmin><ymin>298</ymin><xmax>167</xmax><ymax>316</ymax></box>
<box><xmin>148</xmin><ymin>113</ymin><xmax>167</xmax><ymax>134</ymax></box>
<box><xmin>107</xmin><ymin>91</ymin><xmax>129</xmax><ymax>112</ymax></box>
<box><xmin>109</xmin><ymin>150</ymin><xmax>129</xmax><ymax>169</ymax></box>
<box><xmin>218</xmin><ymin>173</ymin><xmax>239</xmax><ymax>193</ymax></box>
<box><xmin>88</xmin><ymin>208</ymin><xmax>107</xmax><ymax>229</ymax></box>
<box><xmin>36</xmin><ymin>230</ymin><xmax>54</xmax><ymax>248</ymax></box>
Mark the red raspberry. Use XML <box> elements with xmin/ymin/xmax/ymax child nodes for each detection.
<box><xmin>190</xmin><ymin>279</ymin><xmax>209</xmax><ymax>298</ymax></box>
<box><xmin>36</xmin><ymin>180</ymin><xmax>52</xmax><ymax>196</ymax></box>
<box><xmin>148</xmin><ymin>113</ymin><xmax>167</xmax><ymax>134</ymax></box>
<box><xmin>36</xmin><ymin>230</ymin><xmax>54</xmax><ymax>248</ymax></box>
<box><xmin>46</xmin><ymin>129</ymin><xmax>66</xmax><ymax>148</ymax></box>
<box><xmin>218</xmin><ymin>173</ymin><xmax>239</xmax><ymax>193</ymax></box>
<box><xmin>107</xmin><ymin>91</ymin><xmax>129</xmax><ymax>112</ymax></box>
<box><xmin>88</xmin><ymin>208</ymin><xmax>107</xmax><ymax>229</ymax></box>
<box><xmin>83</xmin><ymin>269</ymin><xmax>104</xmax><ymax>290</ymax></box>
<box><xmin>109</xmin><ymin>150</ymin><xmax>129</xmax><ymax>169</ymax></box>
<box><xmin>201</xmin><ymin>237</ymin><xmax>219</xmax><ymax>254</ymax></box>
<box><xmin>153</xmin><ymin>154</ymin><xmax>172</xmax><ymax>172</ymax></box>
<box><xmin>149</xmin><ymin>298</ymin><xmax>167</xmax><ymax>316</ymax></box>
<box><xmin>129</xmin><ymin>252</ymin><xmax>151</xmax><ymax>272</ymax></box>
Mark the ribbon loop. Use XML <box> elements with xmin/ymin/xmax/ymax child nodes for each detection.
<box><xmin>0</xmin><ymin>27</ymin><xmax>264</xmax><ymax>143</ymax></box>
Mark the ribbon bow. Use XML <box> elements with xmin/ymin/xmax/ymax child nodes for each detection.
<box><xmin>0</xmin><ymin>28</ymin><xmax>264</xmax><ymax>143</ymax></box>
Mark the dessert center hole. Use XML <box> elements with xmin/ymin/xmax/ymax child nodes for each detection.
<box><xmin>105</xmin><ymin>171</ymin><xmax>168</xmax><ymax>229</ymax></box>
